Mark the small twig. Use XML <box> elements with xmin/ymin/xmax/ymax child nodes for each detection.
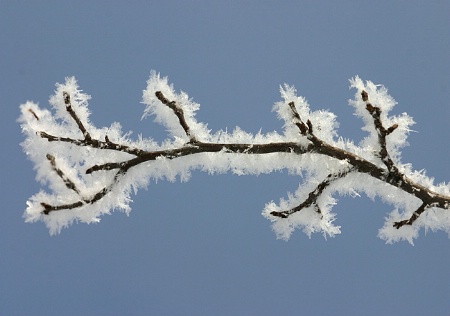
<box><xmin>288</xmin><ymin>101</ymin><xmax>309</xmax><ymax>135</ymax></box>
<box><xmin>46</xmin><ymin>154</ymin><xmax>81</xmax><ymax>195</ymax></box>
<box><xmin>271</xmin><ymin>169</ymin><xmax>352</xmax><ymax>219</ymax></box>
<box><xmin>63</xmin><ymin>91</ymin><xmax>92</xmax><ymax>141</ymax></box>
<box><xmin>155</xmin><ymin>91</ymin><xmax>196</xmax><ymax>142</ymax></box>
<box><xmin>28</xmin><ymin>108</ymin><xmax>40</xmax><ymax>120</ymax></box>
<box><xmin>41</xmin><ymin>168</ymin><xmax>126</xmax><ymax>214</ymax></box>
<box><xmin>361</xmin><ymin>91</ymin><xmax>433</xmax><ymax>229</ymax></box>
<box><xmin>393</xmin><ymin>202</ymin><xmax>428</xmax><ymax>229</ymax></box>
<box><xmin>361</xmin><ymin>90</ymin><xmax>399</xmax><ymax>172</ymax></box>
<box><xmin>38</xmin><ymin>131</ymin><xmax>144</xmax><ymax>156</ymax></box>
<box><xmin>41</xmin><ymin>201</ymin><xmax>84</xmax><ymax>215</ymax></box>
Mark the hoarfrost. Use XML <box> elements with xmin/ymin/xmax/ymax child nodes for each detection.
<box><xmin>18</xmin><ymin>72</ymin><xmax>450</xmax><ymax>243</ymax></box>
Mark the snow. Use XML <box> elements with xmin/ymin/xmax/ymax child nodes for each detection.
<box><xmin>18</xmin><ymin>72</ymin><xmax>450</xmax><ymax>243</ymax></box>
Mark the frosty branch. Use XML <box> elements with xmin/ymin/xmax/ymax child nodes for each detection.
<box><xmin>19</xmin><ymin>73</ymin><xmax>450</xmax><ymax>243</ymax></box>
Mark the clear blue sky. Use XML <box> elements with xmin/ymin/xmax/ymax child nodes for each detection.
<box><xmin>1</xmin><ymin>1</ymin><xmax>449</xmax><ymax>315</ymax></box>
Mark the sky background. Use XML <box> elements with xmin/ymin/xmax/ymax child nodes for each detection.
<box><xmin>1</xmin><ymin>1</ymin><xmax>449</xmax><ymax>315</ymax></box>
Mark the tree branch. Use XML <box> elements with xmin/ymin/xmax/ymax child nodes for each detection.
<box><xmin>46</xmin><ymin>154</ymin><xmax>81</xmax><ymax>195</ymax></box>
<box><xmin>63</xmin><ymin>91</ymin><xmax>92</xmax><ymax>141</ymax></box>
<box><xmin>361</xmin><ymin>90</ymin><xmax>399</xmax><ymax>172</ymax></box>
<box><xmin>155</xmin><ymin>90</ymin><xmax>196</xmax><ymax>142</ymax></box>
<box><xmin>270</xmin><ymin>169</ymin><xmax>353</xmax><ymax>218</ymax></box>
<box><xmin>29</xmin><ymin>87</ymin><xmax>450</xmax><ymax>234</ymax></box>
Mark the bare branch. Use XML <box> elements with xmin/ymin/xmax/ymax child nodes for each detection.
<box><xmin>46</xmin><ymin>154</ymin><xmax>81</xmax><ymax>195</ymax></box>
<box><xmin>155</xmin><ymin>91</ymin><xmax>196</xmax><ymax>142</ymax></box>
<box><xmin>393</xmin><ymin>202</ymin><xmax>428</xmax><ymax>229</ymax></box>
<box><xmin>359</xmin><ymin>90</ymin><xmax>439</xmax><ymax>229</ymax></box>
<box><xmin>288</xmin><ymin>101</ymin><xmax>309</xmax><ymax>136</ymax></box>
<box><xmin>41</xmin><ymin>168</ymin><xmax>126</xmax><ymax>214</ymax></box>
<box><xmin>63</xmin><ymin>91</ymin><xmax>92</xmax><ymax>141</ymax></box>
<box><xmin>38</xmin><ymin>131</ymin><xmax>145</xmax><ymax>156</ymax></box>
<box><xmin>361</xmin><ymin>90</ymin><xmax>399</xmax><ymax>172</ymax></box>
<box><xmin>23</xmin><ymin>82</ymin><xmax>450</xmax><ymax>238</ymax></box>
<box><xmin>28</xmin><ymin>108</ymin><xmax>40</xmax><ymax>120</ymax></box>
<box><xmin>271</xmin><ymin>169</ymin><xmax>353</xmax><ymax>219</ymax></box>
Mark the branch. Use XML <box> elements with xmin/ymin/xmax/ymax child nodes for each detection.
<box><xmin>360</xmin><ymin>90</ymin><xmax>438</xmax><ymax>228</ymax></box>
<box><xmin>41</xmin><ymin>168</ymin><xmax>126</xmax><ymax>214</ymax></box>
<box><xmin>393</xmin><ymin>202</ymin><xmax>428</xmax><ymax>229</ymax></box>
<box><xmin>270</xmin><ymin>169</ymin><xmax>353</xmax><ymax>219</ymax></box>
<box><xmin>63</xmin><ymin>92</ymin><xmax>91</xmax><ymax>141</ymax></box>
<box><xmin>361</xmin><ymin>90</ymin><xmax>399</xmax><ymax>172</ymax></box>
<box><xmin>38</xmin><ymin>130</ymin><xmax>145</xmax><ymax>156</ymax></box>
<box><xmin>23</xmin><ymin>81</ymin><xmax>450</xmax><ymax>240</ymax></box>
<box><xmin>155</xmin><ymin>91</ymin><xmax>196</xmax><ymax>142</ymax></box>
<box><xmin>46</xmin><ymin>154</ymin><xmax>81</xmax><ymax>195</ymax></box>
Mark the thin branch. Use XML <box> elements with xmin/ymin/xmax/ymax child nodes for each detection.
<box><xmin>393</xmin><ymin>202</ymin><xmax>428</xmax><ymax>229</ymax></box>
<box><xmin>39</xmin><ymin>131</ymin><xmax>145</xmax><ymax>156</ymax></box>
<box><xmin>270</xmin><ymin>169</ymin><xmax>352</xmax><ymax>218</ymax></box>
<box><xmin>288</xmin><ymin>101</ymin><xmax>309</xmax><ymax>135</ymax></box>
<box><xmin>360</xmin><ymin>90</ymin><xmax>434</xmax><ymax>229</ymax></box>
<box><xmin>46</xmin><ymin>154</ymin><xmax>81</xmax><ymax>195</ymax></box>
<box><xmin>155</xmin><ymin>91</ymin><xmax>196</xmax><ymax>142</ymax></box>
<box><xmin>361</xmin><ymin>90</ymin><xmax>399</xmax><ymax>172</ymax></box>
<box><xmin>28</xmin><ymin>108</ymin><xmax>40</xmax><ymax>120</ymax></box>
<box><xmin>41</xmin><ymin>168</ymin><xmax>126</xmax><ymax>214</ymax></box>
<box><xmin>63</xmin><ymin>91</ymin><xmax>92</xmax><ymax>141</ymax></box>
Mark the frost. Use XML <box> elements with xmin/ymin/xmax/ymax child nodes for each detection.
<box><xmin>18</xmin><ymin>72</ymin><xmax>450</xmax><ymax>243</ymax></box>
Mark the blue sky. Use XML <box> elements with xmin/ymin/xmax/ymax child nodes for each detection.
<box><xmin>1</xmin><ymin>1</ymin><xmax>449</xmax><ymax>315</ymax></box>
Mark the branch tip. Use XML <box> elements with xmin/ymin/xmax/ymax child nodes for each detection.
<box><xmin>28</xmin><ymin>108</ymin><xmax>40</xmax><ymax>120</ymax></box>
<box><xmin>361</xmin><ymin>90</ymin><xmax>369</xmax><ymax>102</ymax></box>
<box><xmin>63</xmin><ymin>91</ymin><xmax>70</xmax><ymax>105</ymax></box>
<box><xmin>155</xmin><ymin>91</ymin><xmax>169</xmax><ymax>104</ymax></box>
<box><xmin>40</xmin><ymin>202</ymin><xmax>53</xmax><ymax>215</ymax></box>
<box><xmin>154</xmin><ymin>91</ymin><xmax>196</xmax><ymax>141</ymax></box>
<box><xmin>386</xmin><ymin>124</ymin><xmax>398</xmax><ymax>135</ymax></box>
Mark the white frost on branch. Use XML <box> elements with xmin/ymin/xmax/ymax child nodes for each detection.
<box><xmin>18</xmin><ymin>72</ymin><xmax>450</xmax><ymax>243</ymax></box>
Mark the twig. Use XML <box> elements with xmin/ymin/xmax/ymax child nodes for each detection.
<box><xmin>46</xmin><ymin>154</ymin><xmax>81</xmax><ymax>195</ymax></box>
<box><xmin>63</xmin><ymin>91</ymin><xmax>92</xmax><ymax>141</ymax></box>
<box><xmin>361</xmin><ymin>90</ymin><xmax>399</xmax><ymax>172</ymax></box>
<box><xmin>271</xmin><ymin>169</ymin><xmax>352</xmax><ymax>218</ymax></box>
<box><xmin>41</xmin><ymin>168</ymin><xmax>126</xmax><ymax>214</ymax></box>
<box><xmin>393</xmin><ymin>202</ymin><xmax>428</xmax><ymax>229</ymax></box>
<box><xmin>39</xmin><ymin>131</ymin><xmax>144</xmax><ymax>156</ymax></box>
<box><xmin>155</xmin><ymin>91</ymin><xmax>196</xmax><ymax>142</ymax></box>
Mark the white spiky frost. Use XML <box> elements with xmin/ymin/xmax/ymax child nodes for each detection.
<box><xmin>18</xmin><ymin>72</ymin><xmax>450</xmax><ymax>243</ymax></box>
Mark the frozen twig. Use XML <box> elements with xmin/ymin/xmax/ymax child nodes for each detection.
<box><xmin>361</xmin><ymin>90</ymin><xmax>399</xmax><ymax>172</ymax></box>
<box><xmin>155</xmin><ymin>90</ymin><xmax>196</xmax><ymax>142</ymax></box>
<box><xmin>270</xmin><ymin>169</ymin><xmax>353</xmax><ymax>219</ymax></box>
